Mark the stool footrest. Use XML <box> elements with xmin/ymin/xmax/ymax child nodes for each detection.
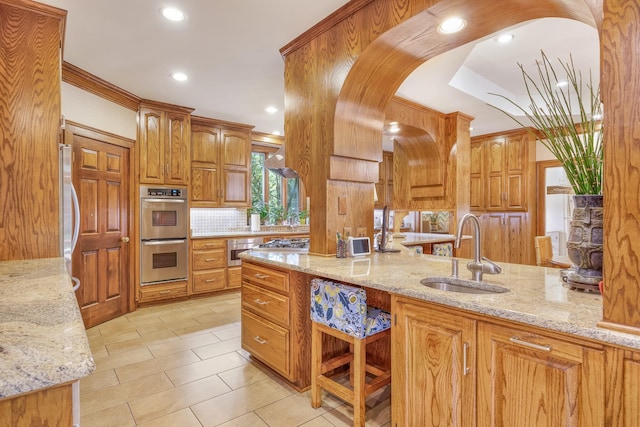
<box><xmin>322</xmin><ymin>353</ymin><xmax>353</xmax><ymax>373</ymax></box>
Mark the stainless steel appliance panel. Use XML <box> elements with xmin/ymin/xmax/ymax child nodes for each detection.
<box><xmin>59</xmin><ymin>143</ymin><xmax>81</xmax><ymax>291</ymax></box>
<box><xmin>141</xmin><ymin>239</ymin><xmax>188</xmax><ymax>284</ymax></box>
<box><xmin>227</xmin><ymin>237</ymin><xmax>264</xmax><ymax>266</ymax></box>
<box><xmin>140</xmin><ymin>186</ymin><xmax>188</xmax><ymax>240</ymax></box>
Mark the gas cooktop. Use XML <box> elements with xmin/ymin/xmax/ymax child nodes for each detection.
<box><xmin>254</xmin><ymin>238</ymin><xmax>310</xmax><ymax>253</ymax></box>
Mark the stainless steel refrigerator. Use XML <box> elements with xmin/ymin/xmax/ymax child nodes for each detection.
<box><xmin>59</xmin><ymin>142</ymin><xmax>82</xmax><ymax>426</ymax></box>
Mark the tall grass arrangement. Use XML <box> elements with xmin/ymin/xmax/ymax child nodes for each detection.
<box><xmin>488</xmin><ymin>51</ymin><xmax>603</xmax><ymax>195</ymax></box>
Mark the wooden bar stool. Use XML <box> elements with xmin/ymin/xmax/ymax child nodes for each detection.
<box><xmin>310</xmin><ymin>278</ymin><xmax>391</xmax><ymax>426</ymax></box>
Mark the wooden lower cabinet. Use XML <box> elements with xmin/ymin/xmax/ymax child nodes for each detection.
<box><xmin>392</xmin><ymin>296</ymin><xmax>476</xmax><ymax>427</ymax></box>
<box><xmin>0</xmin><ymin>383</ymin><xmax>72</xmax><ymax>427</ymax></box>
<box><xmin>139</xmin><ymin>280</ymin><xmax>188</xmax><ymax>303</ymax></box>
<box><xmin>191</xmin><ymin>238</ymin><xmax>227</xmax><ymax>294</ymax></box>
<box><xmin>477</xmin><ymin>322</ymin><xmax>605</xmax><ymax>427</ymax></box>
<box><xmin>392</xmin><ymin>295</ymin><xmax>608</xmax><ymax>427</ymax></box>
<box><xmin>241</xmin><ymin>261</ymin><xmax>311</xmax><ymax>390</ymax></box>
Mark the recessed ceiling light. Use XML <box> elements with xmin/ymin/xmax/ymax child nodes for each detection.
<box><xmin>172</xmin><ymin>72</ymin><xmax>188</xmax><ymax>82</ymax></box>
<box><xmin>389</xmin><ymin>124</ymin><xmax>401</xmax><ymax>133</ymax></box>
<box><xmin>469</xmin><ymin>126</ymin><xmax>474</xmax><ymax>131</ymax></box>
<box><xmin>497</xmin><ymin>34</ymin><xmax>514</xmax><ymax>44</ymax></box>
<box><xmin>272</xmin><ymin>131</ymin><xmax>281</xmax><ymax>136</ymax></box>
<box><xmin>161</xmin><ymin>7</ymin><xmax>185</xmax><ymax>22</ymax></box>
<box><xmin>265</xmin><ymin>106</ymin><xmax>278</xmax><ymax>114</ymax></box>
<box><xmin>556</xmin><ymin>81</ymin><xmax>568</xmax><ymax>88</ymax></box>
<box><xmin>437</xmin><ymin>17</ymin><xmax>467</xmax><ymax>34</ymax></box>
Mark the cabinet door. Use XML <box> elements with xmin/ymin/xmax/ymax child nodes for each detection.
<box><xmin>485</xmin><ymin>137</ymin><xmax>506</xmax><ymax>210</ymax></box>
<box><xmin>505</xmin><ymin>135</ymin><xmax>527</xmax><ymax>210</ymax></box>
<box><xmin>164</xmin><ymin>111</ymin><xmax>190</xmax><ymax>185</ymax></box>
<box><xmin>477</xmin><ymin>322</ymin><xmax>605</xmax><ymax>427</ymax></box>
<box><xmin>392</xmin><ymin>296</ymin><xmax>476</xmax><ymax>427</ymax></box>
<box><xmin>470</xmin><ymin>141</ymin><xmax>484</xmax><ymax>210</ymax></box>
<box><xmin>221</xmin><ymin>129</ymin><xmax>251</xmax><ymax>207</ymax></box>
<box><xmin>623</xmin><ymin>352</ymin><xmax>640</xmax><ymax>427</ymax></box>
<box><xmin>139</xmin><ymin>107</ymin><xmax>164</xmax><ymax>185</ymax></box>
<box><xmin>504</xmin><ymin>212</ymin><xmax>527</xmax><ymax>264</ymax></box>
<box><xmin>191</xmin><ymin>124</ymin><xmax>220</xmax><ymax>167</ymax></box>
<box><xmin>191</xmin><ymin>167</ymin><xmax>220</xmax><ymax>207</ymax></box>
<box><xmin>482</xmin><ymin>213</ymin><xmax>506</xmax><ymax>262</ymax></box>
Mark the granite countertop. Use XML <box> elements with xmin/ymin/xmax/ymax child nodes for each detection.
<box><xmin>240</xmin><ymin>249</ymin><xmax>640</xmax><ymax>350</ymax></box>
<box><xmin>0</xmin><ymin>258</ymin><xmax>95</xmax><ymax>399</ymax></box>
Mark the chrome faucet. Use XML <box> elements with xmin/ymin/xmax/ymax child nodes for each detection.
<box><xmin>454</xmin><ymin>213</ymin><xmax>502</xmax><ymax>281</ymax></box>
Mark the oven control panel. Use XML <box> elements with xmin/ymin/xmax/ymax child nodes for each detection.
<box><xmin>144</xmin><ymin>187</ymin><xmax>184</xmax><ymax>197</ymax></box>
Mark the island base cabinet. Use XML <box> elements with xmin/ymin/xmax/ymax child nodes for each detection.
<box><xmin>476</xmin><ymin>322</ymin><xmax>606</xmax><ymax>427</ymax></box>
<box><xmin>0</xmin><ymin>383</ymin><xmax>72</xmax><ymax>427</ymax></box>
<box><xmin>391</xmin><ymin>296</ymin><xmax>476</xmax><ymax>427</ymax></box>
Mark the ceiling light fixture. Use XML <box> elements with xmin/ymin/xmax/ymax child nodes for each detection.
<box><xmin>161</xmin><ymin>7</ymin><xmax>186</xmax><ymax>22</ymax></box>
<box><xmin>556</xmin><ymin>80</ymin><xmax>568</xmax><ymax>88</ymax></box>
<box><xmin>265</xmin><ymin>106</ymin><xmax>278</xmax><ymax>114</ymax></box>
<box><xmin>497</xmin><ymin>34</ymin><xmax>514</xmax><ymax>44</ymax></box>
<box><xmin>172</xmin><ymin>72</ymin><xmax>188</xmax><ymax>82</ymax></box>
<box><xmin>437</xmin><ymin>17</ymin><xmax>467</xmax><ymax>34</ymax></box>
<box><xmin>272</xmin><ymin>131</ymin><xmax>281</xmax><ymax>136</ymax></box>
<box><xmin>389</xmin><ymin>124</ymin><xmax>401</xmax><ymax>133</ymax></box>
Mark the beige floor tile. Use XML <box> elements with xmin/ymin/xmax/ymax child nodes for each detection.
<box><xmin>255</xmin><ymin>392</ymin><xmax>333</xmax><ymax>427</ymax></box>
<box><xmin>85</xmin><ymin>326</ymin><xmax>102</xmax><ymax>339</ymax></box>
<box><xmin>81</xmin><ymin>372</ymin><xmax>173</xmax><ymax>416</ymax></box>
<box><xmin>89</xmin><ymin>329</ymin><xmax>142</xmax><ymax>349</ymax></box>
<box><xmin>80</xmin><ymin>369</ymin><xmax>119</xmax><ymax>394</ymax></box>
<box><xmin>136</xmin><ymin>408</ymin><xmax>203</xmax><ymax>427</ymax></box>
<box><xmin>80</xmin><ymin>402</ymin><xmax>135</xmax><ymax>427</ymax></box>
<box><xmin>165</xmin><ymin>351</ymin><xmax>249</xmax><ymax>386</ymax></box>
<box><xmin>192</xmin><ymin>337</ymin><xmax>241</xmax><ymax>360</ymax></box>
<box><xmin>299</xmin><ymin>417</ymin><xmax>338</xmax><ymax>427</ymax></box>
<box><xmin>217</xmin><ymin>363</ymin><xmax>272</xmax><ymax>390</ymax></box>
<box><xmin>216</xmin><ymin>412</ymin><xmax>268</xmax><ymax>427</ymax></box>
<box><xmin>105</xmin><ymin>329</ymin><xmax>178</xmax><ymax>355</ymax></box>
<box><xmin>211</xmin><ymin>324</ymin><xmax>241</xmax><ymax>341</ymax></box>
<box><xmin>147</xmin><ymin>332</ymin><xmax>221</xmax><ymax>358</ymax></box>
<box><xmin>320</xmin><ymin>392</ymin><xmax>391</xmax><ymax>427</ymax></box>
<box><xmin>115</xmin><ymin>349</ymin><xmax>201</xmax><ymax>383</ymax></box>
<box><xmin>89</xmin><ymin>344</ymin><xmax>109</xmax><ymax>359</ymax></box>
<box><xmin>129</xmin><ymin>375</ymin><xmax>231</xmax><ymax>425</ymax></box>
<box><xmin>190</xmin><ymin>378</ymin><xmax>293</xmax><ymax>427</ymax></box>
<box><xmin>93</xmin><ymin>346</ymin><xmax>154</xmax><ymax>373</ymax></box>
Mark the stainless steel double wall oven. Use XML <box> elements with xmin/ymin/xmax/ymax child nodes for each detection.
<box><xmin>140</xmin><ymin>186</ymin><xmax>188</xmax><ymax>284</ymax></box>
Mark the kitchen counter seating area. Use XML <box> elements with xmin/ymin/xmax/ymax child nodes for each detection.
<box><xmin>240</xmin><ymin>248</ymin><xmax>640</xmax><ymax>426</ymax></box>
<box><xmin>0</xmin><ymin>258</ymin><xmax>95</xmax><ymax>424</ymax></box>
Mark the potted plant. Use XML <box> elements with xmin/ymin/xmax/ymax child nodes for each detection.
<box><xmin>488</xmin><ymin>50</ymin><xmax>603</xmax><ymax>291</ymax></box>
<box><xmin>298</xmin><ymin>209</ymin><xmax>309</xmax><ymax>225</ymax></box>
<box><xmin>249</xmin><ymin>203</ymin><xmax>269</xmax><ymax>224</ymax></box>
<box><xmin>267</xmin><ymin>200</ymin><xmax>285</xmax><ymax>225</ymax></box>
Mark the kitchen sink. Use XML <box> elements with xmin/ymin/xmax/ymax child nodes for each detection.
<box><xmin>420</xmin><ymin>277</ymin><xmax>510</xmax><ymax>294</ymax></box>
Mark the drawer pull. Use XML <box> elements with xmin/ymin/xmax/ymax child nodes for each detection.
<box><xmin>463</xmin><ymin>342</ymin><xmax>470</xmax><ymax>375</ymax></box>
<box><xmin>205</xmin><ymin>258</ymin><xmax>218</xmax><ymax>262</ymax></box>
<box><xmin>254</xmin><ymin>336</ymin><xmax>267</xmax><ymax>344</ymax></box>
<box><xmin>159</xmin><ymin>290</ymin><xmax>171</xmax><ymax>294</ymax></box>
<box><xmin>254</xmin><ymin>273</ymin><xmax>270</xmax><ymax>279</ymax></box>
<box><xmin>205</xmin><ymin>243</ymin><xmax>216</xmax><ymax>247</ymax></box>
<box><xmin>205</xmin><ymin>279</ymin><xmax>216</xmax><ymax>283</ymax></box>
<box><xmin>254</xmin><ymin>299</ymin><xmax>269</xmax><ymax>305</ymax></box>
<box><xmin>509</xmin><ymin>336</ymin><xmax>552</xmax><ymax>352</ymax></box>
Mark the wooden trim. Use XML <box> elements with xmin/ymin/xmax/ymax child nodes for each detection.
<box><xmin>252</xmin><ymin>131</ymin><xmax>284</xmax><ymax>145</ymax></box>
<box><xmin>190</xmin><ymin>114</ymin><xmax>253</xmax><ymax>131</ymax></box>
<box><xmin>140</xmin><ymin>99</ymin><xmax>194</xmax><ymax>115</ymax></box>
<box><xmin>62</xmin><ymin>62</ymin><xmax>140</xmax><ymax>111</ymax></box>
<box><xmin>472</xmin><ymin>127</ymin><xmax>539</xmax><ymax>140</ymax></box>
<box><xmin>279</xmin><ymin>0</ymin><xmax>375</xmax><ymax>57</ymax></box>
<box><xmin>535</xmin><ymin>159</ymin><xmax>562</xmax><ymax>237</ymax></box>
<box><xmin>64</xmin><ymin>120</ymin><xmax>135</xmax><ymax>148</ymax></box>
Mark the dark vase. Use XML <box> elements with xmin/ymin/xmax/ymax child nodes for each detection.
<box><xmin>566</xmin><ymin>194</ymin><xmax>603</xmax><ymax>292</ymax></box>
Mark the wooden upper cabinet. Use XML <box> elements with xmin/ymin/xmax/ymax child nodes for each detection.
<box><xmin>190</xmin><ymin>117</ymin><xmax>252</xmax><ymax>208</ymax></box>
<box><xmin>471</xmin><ymin>131</ymin><xmax>532</xmax><ymax>212</ymax></box>
<box><xmin>477</xmin><ymin>322</ymin><xmax>605</xmax><ymax>427</ymax></box>
<box><xmin>138</xmin><ymin>102</ymin><xmax>192</xmax><ymax>186</ymax></box>
<box><xmin>392</xmin><ymin>296</ymin><xmax>476</xmax><ymax>427</ymax></box>
<box><xmin>0</xmin><ymin>0</ymin><xmax>66</xmax><ymax>261</ymax></box>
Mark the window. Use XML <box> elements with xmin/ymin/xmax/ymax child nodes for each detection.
<box><xmin>251</xmin><ymin>145</ymin><xmax>303</xmax><ymax>224</ymax></box>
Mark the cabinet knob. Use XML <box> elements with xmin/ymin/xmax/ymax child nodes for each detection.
<box><xmin>120</xmin><ymin>236</ymin><xmax>130</xmax><ymax>243</ymax></box>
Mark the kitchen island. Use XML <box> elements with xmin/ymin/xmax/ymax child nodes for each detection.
<box><xmin>0</xmin><ymin>258</ymin><xmax>95</xmax><ymax>425</ymax></box>
<box><xmin>240</xmin><ymin>248</ymin><xmax>640</xmax><ymax>426</ymax></box>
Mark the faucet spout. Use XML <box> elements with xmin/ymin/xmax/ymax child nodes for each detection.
<box><xmin>455</xmin><ymin>213</ymin><xmax>501</xmax><ymax>281</ymax></box>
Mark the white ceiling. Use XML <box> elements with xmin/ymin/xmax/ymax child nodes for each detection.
<box><xmin>38</xmin><ymin>0</ymin><xmax>599</xmax><ymax>140</ymax></box>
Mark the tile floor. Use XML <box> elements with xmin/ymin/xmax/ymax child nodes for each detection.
<box><xmin>81</xmin><ymin>291</ymin><xmax>391</xmax><ymax>426</ymax></box>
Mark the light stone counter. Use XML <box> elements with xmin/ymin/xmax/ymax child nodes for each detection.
<box><xmin>0</xmin><ymin>258</ymin><xmax>95</xmax><ymax>399</ymax></box>
<box><xmin>393</xmin><ymin>232</ymin><xmax>470</xmax><ymax>245</ymax></box>
<box><xmin>240</xmin><ymin>249</ymin><xmax>640</xmax><ymax>350</ymax></box>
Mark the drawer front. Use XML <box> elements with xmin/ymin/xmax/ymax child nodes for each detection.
<box><xmin>227</xmin><ymin>266</ymin><xmax>241</xmax><ymax>289</ymax></box>
<box><xmin>192</xmin><ymin>269</ymin><xmax>226</xmax><ymax>294</ymax></box>
<box><xmin>139</xmin><ymin>281</ymin><xmax>188</xmax><ymax>302</ymax></box>
<box><xmin>241</xmin><ymin>309</ymin><xmax>290</xmax><ymax>379</ymax></box>
<box><xmin>192</xmin><ymin>239</ymin><xmax>226</xmax><ymax>250</ymax></box>
<box><xmin>242</xmin><ymin>282</ymin><xmax>290</xmax><ymax>327</ymax></box>
<box><xmin>242</xmin><ymin>262</ymin><xmax>289</xmax><ymax>293</ymax></box>
<box><xmin>193</xmin><ymin>248</ymin><xmax>226</xmax><ymax>270</ymax></box>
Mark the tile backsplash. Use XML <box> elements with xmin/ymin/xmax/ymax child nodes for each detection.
<box><xmin>190</xmin><ymin>208</ymin><xmax>248</xmax><ymax>234</ymax></box>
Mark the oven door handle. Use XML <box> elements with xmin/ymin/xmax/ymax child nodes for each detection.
<box><xmin>142</xmin><ymin>239</ymin><xmax>186</xmax><ymax>246</ymax></box>
<box><xmin>142</xmin><ymin>198</ymin><xmax>186</xmax><ymax>204</ymax></box>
